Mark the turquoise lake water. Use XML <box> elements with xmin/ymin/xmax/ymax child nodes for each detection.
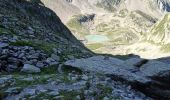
<box><xmin>85</xmin><ymin>35</ymin><xmax>109</xmax><ymax>42</ymax></box>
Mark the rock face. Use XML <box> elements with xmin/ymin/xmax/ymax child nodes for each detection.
<box><xmin>64</xmin><ymin>56</ymin><xmax>170</xmax><ymax>99</ymax></box>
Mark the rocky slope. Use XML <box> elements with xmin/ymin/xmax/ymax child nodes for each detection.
<box><xmin>0</xmin><ymin>0</ymin><xmax>92</xmax><ymax>72</ymax></box>
<box><xmin>1</xmin><ymin>0</ymin><xmax>170</xmax><ymax>100</ymax></box>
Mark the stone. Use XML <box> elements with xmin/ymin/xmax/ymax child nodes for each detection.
<box><xmin>21</xmin><ymin>64</ymin><xmax>41</xmax><ymax>73</ymax></box>
<box><xmin>54</xmin><ymin>96</ymin><xmax>64</xmax><ymax>99</ymax></box>
<box><xmin>47</xmin><ymin>91</ymin><xmax>59</xmax><ymax>96</ymax></box>
<box><xmin>6</xmin><ymin>65</ymin><xmax>18</xmax><ymax>72</ymax></box>
<box><xmin>82</xmin><ymin>75</ymin><xmax>88</xmax><ymax>80</ymax></box>
<box><xmin>76</xmin><ymin>95</ymin><xmax>81</xmax><ymax>99</ymax></box>
<box><xmin>18</xmin><ymin>53</ymin><xmax>25</xmax><ymax>58</ymax></box>
<box><xmin>64</xmin><ymin>56</ymin><xmax>125</xmax><ymax>74</ymax></box>
<box><xmin>36</xmin><ymin>62</ymin><xmax>45</xmax><ymax>68</ymax></box>
<box><xmin>103</xmin><ymin>97</ymin><xmax>109</xmax><ymax>100</ymax></box>
<box><xmin>0</xmin><ymin>76</ymin><xmax>13</xmax><ymax>88</ymax></box>
<box><xmin>23</xmin><ymin>88</ymin><xmax>36</xmax><ymax>96</ymax></box>
<box><xmin>51</xmin><ymin>54</ymin><xmax>60</xmax><ymax>61</ymax></box>
<box><xmin>124</xmin><ymin>58</ymin><xmax>148</xmax><ymax>67</ymax></box>
<box><xmin>0</xmin><ymin>42</ymin><xmax>9</xmax><ymax>48</ymax></box>
<box><xmin>46</xmin><ymin>57</ymin><xmax>59</xmax><ymax>66</ymax></box>
<box><xmin>22</xmin><ymin>77</ymin><xmax>34</xmax><ymax>81</ymax></box>
<box><xmin>140</xmin><ymin>60</ymin><xmax>170</xmax><ymax>77</ymax></box>
<box><xmin>5</xmin><ymin>87</ymin><xmax>22</xmax><ymax>94</ymax></box>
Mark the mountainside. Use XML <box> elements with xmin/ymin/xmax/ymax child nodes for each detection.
<box><xmin>0</xmin><ymin>0</ymin><xmax>91</xmax><ymax>72</ymax></box>
<box><xmin>147</xmin><ymin>13</ymin><xmax>170</xmax><ymax>44</ymax></box>
<box><xmin>41</xmin><ymin>0</ymin><xmax>170</xmax><ymax>23</ymax></box>
<box><xmin>2</xmin><ymin>0</ymin><xmax>170</xmax><ymax>100</ymax></box>
<box><xmin>40</xmin><ymin>0</ymin><xmax>170</xmax><ymax>59</ymax></box>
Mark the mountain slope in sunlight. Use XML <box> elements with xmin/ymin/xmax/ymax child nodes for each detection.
<box><xmin>147</xmin><ymin>13</ymin><xmax>170</xmax><ymax>44</ymax></box>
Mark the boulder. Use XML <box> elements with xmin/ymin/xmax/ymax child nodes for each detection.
<box><xmin>64</xmin><ymin>56</ymin><xmax>170</xmax><ymax>99</ymax></box>
<box><xmin>124</xmin><ymin>58</ymin><xmax>148</xmax><ymax>67</ymax></box>
<box><xmin>51</xmin><ymin>54</ymin><xmax>60</xmax><ymax>61</ymax></box>
<box><xmin>0</xmin><ymin>42</ymin><xmax>9</xmax><ymax>48</ymax></box>
<box><xmin>64</xmin><ymin>56</ymin><xmax>124</xmax><ymax>74</ymax></box>
<box><xmin>21</xmin><ymin>64</ymin><xmax>41</xmax><ymax>73</ymax></box>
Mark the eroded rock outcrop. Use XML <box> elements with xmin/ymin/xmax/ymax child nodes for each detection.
<box><xmin>64</xmin><ymin>56</ymin><xmax>170</xmax><ymax>99</ymax></box>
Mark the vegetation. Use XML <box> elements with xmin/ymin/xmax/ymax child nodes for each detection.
<box><xmin>10</xmin><ymin>40</ymin><xmax>56</xmax><ymax>55</ymax></box>
<box><xmin>0</xmin><ymin>26</ymin><xmax>14</xmax><ymax>35</ymax></box>
<box><xmin>107</xmin><ymin>28</ymin><xmax>138</xmax><ymax>45</ymax></box>
<box><xmin>161</xmin><ymin>43</ymin><xmax>170</xmax><ymax>52</ymax></box>
<box><xmin>118</xmin><ymin>9</ymin><xmax>128</xmax><ymax>18</ymax></box>
<box><xmin>60</xmin><ymin>90</ymin><xmax>80</xmax><ymax>100</ymax></box>
<box><xmin>96</xmin><ymin>83</ymin><xmax>113</xmax><ymax>99</ymax></box>
<box><xmin>96</xmin><ymin>1</ymin><xmax>117</xmax><ymax>12</ymax></box>
<box><xmin>67</xmin><ymin>15</ymin><xmax>90</xmax><ymax>36</ymax></box>
<box><xmin>86</xmin><ymin>43</ymin><xmax>104</xmax><ymax>50</ymax></box>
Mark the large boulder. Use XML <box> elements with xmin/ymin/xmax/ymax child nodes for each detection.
<box><xmin>21</xmin><ymin>64</ymin><xmax>41</xmax><ymax>73</ymax></box>
<box><xmin>64</xmin><ymin>56</ymin><xmax>125</xmax><ymax>74</ymax></box>
<box><xmin>64</xmin><ymin>56</ymin><xmax>170</xmax><ymax>99</ymax></box>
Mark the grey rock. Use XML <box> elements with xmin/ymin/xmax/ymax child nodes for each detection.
<box><xmin>124</xmin><ymin>58</ymin><xmax>148</xmax><ymax>67</ymax></box>
<box><xmin>22</xmin><ymin>77</ymin><xmax>34</xmax><ymax>81</ymax></box>
<box><xmin>36</xmin><ymin>62</ymin><xmax>45</xmax><ymax>68</ymax></box>
<box><xmin>46</xmin><ymin>57</ymin><xmax>59</xmax><ymax>66</ymax></box>
<box><xmin>0</xmin><ymin>42</ymin><xmax>9</xmax><ymax>48</ymax></box>
<box><xmin>51</xmin><ymin>54</ymin><xmax>60</xmax><ymax>61</ymax></box>
<box><xmin>76</xmin><ymin>95</ymin><xmax>81</xmax><ymax>100</ymax></box>
<box><xmin>54</xmin><ymin>96</ymin><xmax>64</xmax><ymax>99</ymax></box>
<box><xmin>82</xmin><ymin>75</ymin><xmax>88</xmax><ymax>80</ymax></box>
<box><xmin>28</xmin><ymin>54</ymin><xmax>39</xmax><ymax>59</ymax></box>
<box><xmin>5</xmin><ymin>87</ymin><xmax>22</xmax><ymax>94</ymax></box>
<box><xmin>18</xmin><ymin>53</ymin><xmax>25</xmax><ymax>58</ymax></box>
<box><xmin>21</xmin><ymin>64</ymin><xmax>41</xmax><ymax>73</ymax></box>
<box><xmin>47</xmin><ymin>91</ymin><xmax>59</xmax><ymax>96</ymax></box>
<box><xmin>0</xmin><ymin>76</ymin><xmax>13</xmax><ymax>88</ymax></box>
<box><xmin>103</xmin><ymin>97</ymin><xmax>109</xmax><ymax>100</ymax></box>
<box><xmin>140</xmin><ymin>60</ymin><xmax>170</xmax><ymax>77</ymax></box>
<box><xmin>7</xmin><ymin>65</ymin><xmax>18</xmax><ymax>72</ymax></box>
<box><xmin>22</xmin><ymin>88</ymin><xmax>36</xmax><ymax>96</ymax></box>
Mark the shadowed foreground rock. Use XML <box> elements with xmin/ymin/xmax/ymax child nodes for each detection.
<box><xmin>64</xmin><ymin>56</ymin><xmax>170</xmax><ymax>99</ymax></box>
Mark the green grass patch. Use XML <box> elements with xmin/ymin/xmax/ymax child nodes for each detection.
<box><xmin>96</xmin><ymin>84</ymin><xmax>113</xmax><ymax>99</ymax></box>
<box><xmin>0</xmin><ymin>27</ymin><xmax>14</xmax><ymax>35</ymax></box>
<box><xmin>86</xmin><ymin>43</ymin><xmax>103</xmax><ymax>50</ymax></box>
<box><xmin>10</xmin><ymin>40</ymin><xmax>56</xmax><ymax>55</ymax></box>
<box><xmin>28</xmin><ymin>92</ymin><xmax>56</xmax><ymax>100</ymax></box>
<box><xmin>96</xmin><ymin>23</ymin><xmax>109</xmax><ymax>32</ymax></box>
<box><xmin>60</xmin><ymin>90</ymin><xmax>80</xmax><ymax>100</ymax></box>
<box><xmin>161</xmin><ymin>43</ymin><xmax>170</xmax><ymax>52</ymax></box>
<box><xmin>67</xmin><ymin>15</ymin><xmax>90</xmax><ymax>36</ymax></box>
<box><xmin>10</xmin><ymin>40</ymin><xmax>33</xmax><ymax>46</ymax></box>
<box><xmin>118</xmin><ymin>9</ymin><xmax>128</xmax><ymax>18</ymax></box>
<box><xmin>107</xmin><ymin>28</ymin><xmax>138</xmax><ymax>45</ymax></box>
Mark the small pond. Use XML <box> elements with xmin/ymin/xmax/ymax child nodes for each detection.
<box><xmin>85</xmin><ymin>35</ymin><xmax>109</xmax><ymax>43</ymax></box>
